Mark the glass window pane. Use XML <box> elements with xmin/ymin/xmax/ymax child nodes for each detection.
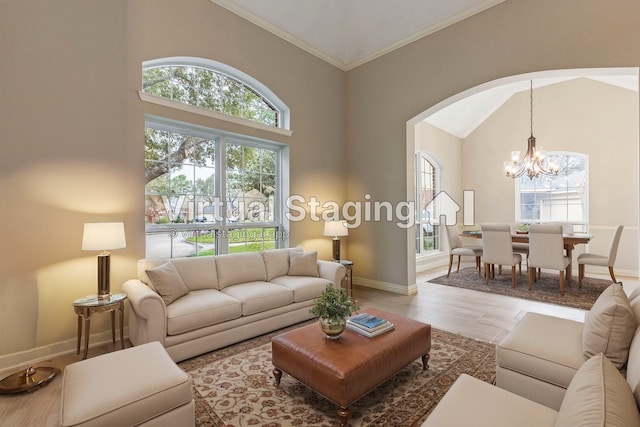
<box><xmin>516</xmin><ymin>152</ymin><xmax>587</xmax><ymax>227</ymax></box>
<box><xmin>142</xmin><ymin>64</ymin><xmax>279</xmax><ymax>127</ymax></box>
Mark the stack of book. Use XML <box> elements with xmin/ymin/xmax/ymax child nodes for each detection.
<box><xmin>346</xmin><ymin>313</ymin><xmax>395</xmax><ymax>338</ymax></box>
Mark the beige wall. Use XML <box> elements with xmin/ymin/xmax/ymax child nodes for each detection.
<box><xmin>2</xmin><ymin>0</ymin><xmax>640</xmax><ymax>366</ymax></box>
<box><xmin>0</xmin><ymin>0</ymin><xmax>346</xmax><ymax>364</ymax></box>
<box><xmin>464</xmin><ymin>78</ymin><xmax>638</xmax><ymax>271</ymax></box>
<box><xmin>347</xmin><ymin>0</ymin><xmax>640</xmax><ymax>293</ymax></box>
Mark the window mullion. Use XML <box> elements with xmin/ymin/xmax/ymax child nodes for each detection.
<box><xmin>217</xmin><ymin>137</ymin><xmax>228</xmax><ymax>254</ymax></box>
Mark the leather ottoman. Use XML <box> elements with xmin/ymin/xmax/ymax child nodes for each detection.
<box><xmin>271</xmin><ymin>307</ymin><xmax>431</xmax><ymax>426</ymax></box>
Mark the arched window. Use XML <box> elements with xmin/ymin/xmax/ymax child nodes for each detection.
<box><xmin>416</xmin><ymin>152</ymin><xmax>441</xmax><ymax>255</ymax></box>
<box><xmin>142</xmin><ymin>58</ymin><xmax>290</xmax><ymax>258</ymax></box>
<box><xmin>142</xmin><ymin>57</ymin><xmax>290</xmax><ymax>130</ymax></box>
<box><xmin>516</xmin><ymin>152</ymin><xmax>588</xmax><ymax>232</ymax></box>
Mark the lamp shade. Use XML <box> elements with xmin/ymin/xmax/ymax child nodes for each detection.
<box><xmin>323</xmin><ymin>220</ymin><xmax>348</xmax><ymax>237</ymax></box>
<box><xmin>82</xmin><ymin>222</ymin><xmax>127</xmax><ymax>251</ymax></box>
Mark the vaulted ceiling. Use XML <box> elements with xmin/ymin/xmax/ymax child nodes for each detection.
<box><xmin>211</xmin><ymin>0</ymin><xmax>506</xmax><ymax>70</ymax></box>
<box><xmin>212</xmin><ymin>1</ymin><xmax>638</xmax><ymax>137</ymax></box>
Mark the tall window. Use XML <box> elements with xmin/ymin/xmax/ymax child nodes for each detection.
<box><xmin>143</xmin><ymin>58</ymin><xmax>287</xmax><ymax>258</ymax></box>
<box><xmin>145</xmin><ymin>121</ymin><xmax>283</xmax><ymax>258</ymax></box>
<box><xmin>416</xmin><ymin>152</ymin><xmax>440</xmax><ymax>255</ymax></box>
<box><xmin>516</xmin><ymin>152</ymin><xmax>588</xmax><ymax>232</ymax></box>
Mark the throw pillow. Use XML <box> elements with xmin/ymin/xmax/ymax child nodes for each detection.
<box><xmin>288</xmin><ymin>250</ymin><xmax>319</xmax><ymax>277</ymax></box>
<box><xmin>145</xmin><ymin>262</ymin><xmax>189</xmax><ymax>305</ymax></box>
<box><xmin>556</xmin><ymin>353</ymin><xmax>640</xmax><ymax>426</ymax></box>
<box><xmin>262</xmin><ymin>248</ymin><xmax>303</xmax><ymax>281</ymax></box>
<box><xmin>582</xmin><ymin>282</ymin><xmax>636</xmax><ymax>368</ymax></box>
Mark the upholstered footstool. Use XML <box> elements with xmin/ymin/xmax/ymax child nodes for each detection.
<box><xmin>60</xmin><ymin>341</ymin><xmax>194</xmax><ymax>426</ymax></box>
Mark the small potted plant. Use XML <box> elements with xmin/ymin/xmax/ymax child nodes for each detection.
<box><xmin>516</xmin><ymin>223</ymin><xmax>530</xmax><ymax>234</ymax></box>
<box><xmin>310</xmin><ymin>285</ymin><xmax>360</xmax><ymax>339</ymax></box>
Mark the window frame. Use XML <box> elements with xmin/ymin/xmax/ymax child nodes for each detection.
<box><xmin>415</xmin><ymin>151</ymin><xmax>441</xmax><ymax>256</ymax></box>
<box><xmin>514</xmin><ymin>151</ymin><xmax>589</xmax><ymax>232</ymax></box>
<box><xmin>144</xmin><ymin>116</ymin><xmax>288</xmax><ymax>258</ymax></box>
<box><xmin>140</xmin><ymin>57</ymin><xmax>291</xmax><ymax>136</ymax></box>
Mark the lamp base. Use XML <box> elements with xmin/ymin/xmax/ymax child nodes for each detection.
<box><xmin>97</xmin><ymin>252</ymin><xmax>111</xmax><ymax>300</ymax></box>
<box><xmin>0</xmin><ymin>366</ymin><xmax>60</xmax><ymax>394</ymax></box>
<box><xmin>332</xmin><ymin>238</ymin><xmax>341</xmax><ymax>261</ymax></box>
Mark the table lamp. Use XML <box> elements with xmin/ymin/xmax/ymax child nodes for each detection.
<box><xmin>82</xmin><ymin>222</ymin><xmax>126</xmax><ymax>300</ymax></box>
<box><xmin>323</xmin><ymin>220</ymin><xmax>348</xmax><ymax>261</ymax></box>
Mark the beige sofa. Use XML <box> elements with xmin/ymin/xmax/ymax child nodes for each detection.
<box><xmin>423</xmin><ymin>352</ymin><xmax>640</xmax><ymax>426</ymax></box>
<box><xmin>496</xmin><ymin>282</ymin><xmax>638</xmax><ymax>409</ymax></box>
<box><xmin>122</xmin><ymin>248</ymin><xmax>345</xmax><ymax>362</ymax></box>
<box><xmin>423</xmin><ymin>282</ymin><xmax>640</xmax><ymax>426</ymax></box>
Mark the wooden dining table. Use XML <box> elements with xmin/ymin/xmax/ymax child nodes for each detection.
<box><xmin>462</xmin><ymin>231</ymin><xmax>592</xmax><ymax>282</ymax></box>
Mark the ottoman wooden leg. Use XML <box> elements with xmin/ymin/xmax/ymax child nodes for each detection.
<box><xmin>422</xmin><ymin>353</ymin><xmax>430</xmax><ymax>370</ymax></box>
<box><xmin>337</xmin><ymin>407</ymin><xmax>350</xmax><ymax>426</ymax></box>
<box><xmin>273</xmin><ymin>367</ymin><xmax>282</xmax><ymax>386</ymax></box>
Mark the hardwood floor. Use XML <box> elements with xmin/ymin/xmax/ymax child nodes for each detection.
<box><xmin>1</xmin><ymin>263</ymin><xmax>636</xmax><ymax>426</ymax></box>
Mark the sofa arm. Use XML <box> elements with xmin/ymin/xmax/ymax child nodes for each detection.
<box><xmin>317</xmin><ymin>260</ymin><xmax>346</xmax><ymax>286</ymax></box>
<box><xmin>122</xmin><ymin>279</ymin><xmax>167</xmax><ymax>347</ymax></box>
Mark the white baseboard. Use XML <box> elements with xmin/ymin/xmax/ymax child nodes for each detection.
<box><xmin>353</xmin><ymin>276</ymin><xmax>418</xmax><ymax>295</ymax></box>
<box><xmin>0</xmin><ymin>328</ymin><xmax>128</xmax><ymax>376</ymax></box>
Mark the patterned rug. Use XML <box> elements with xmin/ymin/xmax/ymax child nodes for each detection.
<box><xmin>429</xmin><ymin>267</ymin><xmax>613</xmax><ymax>310</ymax></box>
<box><xmin>179</xmin><ymin>321</ymin><xmax>496</xmax><ymax>427</ymax></box>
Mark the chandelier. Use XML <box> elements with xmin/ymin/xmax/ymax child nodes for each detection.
<box><xmin>504</xmin><ymin>81</ymin><xmax>559</xmax><ymax>179</ymax></box>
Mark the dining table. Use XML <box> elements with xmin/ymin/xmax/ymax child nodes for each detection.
<box><xmin>461</xmin><ymin>230</ymin><xmax>592</xmax><ymax>283</ymax></box>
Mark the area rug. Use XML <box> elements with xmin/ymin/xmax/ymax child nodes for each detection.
<box><xmin>429</xmin><ymin>267</ymin><xmax>613</xmax><ymax>310</ymax></box>
<box><xmin>179</xmin><ymin>322</ymin><xmax>496</xmax><ymax>427</ymax></box>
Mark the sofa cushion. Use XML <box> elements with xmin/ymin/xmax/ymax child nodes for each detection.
<box><xmin>216</xmin><ymin>252</ymin><xmax>267</xmax><ymax>289</ymax></box>
<box><xmin>288</xmin><ymin>250</ymin><xmax>319</xmax><ymax>277</ymax></box>
<box><xmin>166</xmin><ymin>289</ymin><xmax>242</xmax><ymax>335</ymax></box>
<box><xmin>145</xmin><ymin>262</ymin><xmax>189</xmax><ymax>305</ymax></box>
<box><xmin>497</xmin><ymin>312</ymin><xmax>586</xmax><ymax>390</ymax></box>
<box><xmin>582</xmin><ymin>283</ymin><xmax>636</xmax><ymax>368</ymax></box>
<box><xmin>421</xmin><ymin>374</ymin><xmax>558</xmax><ymax>427</ymax></box>
<box><xmin>556</xmin><ymin>353</ymin><xmax>640</xmax><ymax>427</ymax></box>
<box><xmin>262</xmin><ymin>247</ymin><xmax>303</xmax><ymax>281</ymax></box>
<box><xmin>270</xmin><ymin>276</ymin><xmax>329</xmax><ymax>302</ymax></box>
<box><xmin>626</xmin><ymin>290</ymin><xmax>640</xmax><ymax>406</ymax></box>
<box><xmin>221</xmin><ymin>282</ymin><xmax>294</xmax><ymax>316</ymax></box>
<box><xmin>170</xmin><ymin>256</ymin><xmax>218</xmax><ymax>291</ymax></box>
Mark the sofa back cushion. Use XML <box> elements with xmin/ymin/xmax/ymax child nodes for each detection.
<box><xmin>170</xmin><ymin>256</ymin><xmax>218</xmax><ymax>291</ymax></box>
<box><xmin>556</xmin><ymin>353</ymin><xmax>640</xmax><ymax>427</ymax></box>
<box><xmin>582</xmin><ymin>283</ymin><xmax>636</xmax><ymax>368</ymax></box>
<box><xmin>216</xmin><ymin>252</ymin><xmax>267</xmax><ymax>289</ymax></box>
<box><xmin>262</xmin><ymin>247</ymin><xmax>303</xmax><ymax>281</ymax></box>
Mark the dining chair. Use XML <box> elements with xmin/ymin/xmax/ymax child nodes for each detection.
<box><xmin>444</xmin><ymin>225</ymin><xmax>483</xmax><ymax>277</ymax></box>
<box><xmin>578</xmin><ymin>225</ymin><xmax>624</xmax><ymax>286</ymax></box>
<box><xmin>480</xmin><ymin>224</ymin><xmax>522</xmax><ymax>288</ymax></box>
<box><xmin>527</xmin><ymin>224</ymin><xmax>571</xmax><ymax>296</ymax></box>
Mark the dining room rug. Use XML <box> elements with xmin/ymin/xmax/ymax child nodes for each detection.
<box><xmin>429</xmin><ymin>267</ymin><xmax>613</xmax><ymax>310</ymax></box>
<box><xmin>178</xmin><ymin>321</ymin><xmax>496</xmax><ymax>427</ymax></box>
